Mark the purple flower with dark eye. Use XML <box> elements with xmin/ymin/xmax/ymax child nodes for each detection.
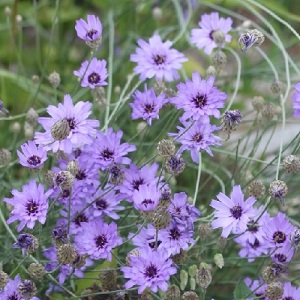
<box><xmin>191</xmin><ymin>12</ymin><xmax>232</xmax><ymax>55</ymax></box>
<box><xmin>121</xmin><ymin>247</ymin><xmax>176</xmax><ymax>294</ymax></box>
<box><xmin>13</xmin><ymin>233</ymin><xmax>38</xmax><ymax>256</ymax></box>
<box><xmin>17</xmin><ymin>141</ymin><xmax>47</xmax><ymax>169</ymax></box>
<box><xmin>244</xmin><ymin>277</ymin><xmax>266</xmax><ymax>300</ymax></box>
<box><xmin>292</xmin><ymin>83</ymin><xmax>300</xmax><ymax>117</ymax></box>
<box><xmin>132</xmin><ymin>184</ymin><xmax>160</xmax><ymax>211</ymax></box>
<box><xmin>75</xmin><ymin>15</ymin><xmax>102</xmax><ymax>42</ymax></box>
<box><xmin>86</xmin><ymin>128</ymin><xmax>136</xmax><ymax>170</ymax></box>
<box><xmin>130</xmin><ymin>34</ymin><xmax>187</xmax><ymax>82</ymax></box>
<box><xmin>281</xmin><ymin>281</ymin><xmax>300</xmax><ymax>299</ymax></box>
<box><xmin>4</xmin><ymin>180</ymin><xmax>51</xmax><ymax>232</ymax></box>
<box><xmin>73</xmin><ymin>58</ymin><xmax>108</xmax><ymax>89</ymax></box>
<box><xmin>170</xmin><ymin>72</ymin><xmax>227</xmax><ymax>122</ymax></box>
<box><xmin>74</xmin><ymin>220</ymin><xmax>122</xmax><ymax>261</ymax></box>
<box><xmin>271</xmin><ymin>243</ymin><xmax>295</xmax><ymax>264</ymax></box>
<box><xmin>210</xmin><ymin>185</ymin><xmax>256</xmax><ymax>238</ymax></box>
<box><xmin>34</xmin><ymin>94</ymin><xmax>99</xmax><ymax>153</ymax></box>
<box><xmin>169</xmin><ymin>119</ymin><xmax>222</xmax><ymax>163</ymax></box>
<box><xmin>130</xmin><ymin>85</ymin><xmax>167</xmax><ymax>125</ymax></box>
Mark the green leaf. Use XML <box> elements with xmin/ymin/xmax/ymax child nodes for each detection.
<box><xmin>234</xmin><ymin>279</ymin><xmax>255</xmax><ymax>300</ymax></box>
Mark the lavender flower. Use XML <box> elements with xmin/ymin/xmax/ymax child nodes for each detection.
<box><xmin>34</xmin><ymin>94</ymin><xmax>99</xmax><ymax>153</ymax></box>
<box><xmin>132</xmin><ymin>184</ymin><xmax>160</xmax><ymax>211</ymax></box>
<box><xmin>190</xmin><ymin>12</ymin><xmax>232</xmax><ymax>55</ymax></box>
<box><xmin>121</xmin><ymin>247</ymin><xmax>177</xmax><ymax>294</ymax></box>
<box><xmin>86</xmin><ymin>128</ymin><xmax>136</xmax><ymax>170</ymax></box>
<box><xmin>13</xmin><ymin>233</ymin><xmax>38</xmax><ymax>256</ymax></box>
<box><xmin>271</xmin><ymin>243</ymin><xmax>295</xmax><ymax>264</ymax></box>
<box><xmin>75</xmin><ymin>220</ymin><xmax>122</xmax><ymax>260</ymax></box>
<box><xmin>292</xmin><ymin>82</ymin><xmax>300</xmax><ymax>117</ymax></box>
<box><xmin>169</xmin><ymin>119</ymin><xmax>222</xmax><ymax>163</ymax></box>
<box><xmin>73</xmin><ymin>58</ymin><xmax>108</xmax><ymax>89</ymax></box>
<box><xmin>130</xmin><ymin>85</ymin><xmax>167</xmax><ymax>125</ymax></box>
<box><xmin>210</xmin><ymin>185</ymin><xmax>256</xmax><ymax>238</ymax></box>
<box><xmin>4</xmin><ymin>180</ymin><xmax>51</xmax><ymax>232</ymax></box>
<box><xmin>170</xmin><ymin>72</ymin><xmax>227</xmax><ymax>122</ymax></box>
<box><xmin>281</xmin><ymin>281</ymin><xmax>300</xmax><ymax>299</ymax></box>
<box><xmin>75</xmin><ymin>15</ymin><xmax>102</xmax><ymax>42</ymax></box>
<box><xmin>17</xmin><ymin>140</ymin><xmax>47</xmax><ymax>169</ymax></box>
<box><xmin>244</xmin><ymin>278</ymin><xmax>266</xmax><ymax>300</ymax></box>
<box><xmin>0</xmin><ymin>99</ymin><xmax>9</xmax><ymax>115</ymax></box>
<box><xmin>130</xmin><ymin>34</ymin><xmax>187</xmax><ymax>82</ymax></box>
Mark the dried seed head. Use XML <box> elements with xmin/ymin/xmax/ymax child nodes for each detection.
<box><xmin>221</xmin><ymin>110</ymin><xmax>243</xmax><ymax>136</ymax></box>
<box><xmin>27</xmin><ymin>263</ymin><xmax>45</xmax><ymax>280</ymax></box>
<box><xmin>252</xmin><ymin>96</ymin><xmax>265</xmax><ymax>112</ymax></box>
<box><xmin>182</xmin><ymin>291</ymin><xmax>199</xmax><ymax>300</ymax></box>
<box><xmin>165</xmin><ymin>285</ymin><xmax>181</xmax><ymax>300</ymax></box>
<box><xmin>165</xmin><ymin>155</ymin><xmax>185</xmax><ymax>176</ymax></box>
<box><xmin>197</xmin><ymin>224</ymin><xmax>213</xmax><ymax>240</ymax></box>
<box><xmin>43</xmin><ymin>170</ymin><xmax>55</xmax><ymax>187</ymax></box>
<box><xmin>283</xmin><ymin>155</ymin><xmax>300</xmax><ymax>173</ymax></box>
<box><xmin>54</xmin><ymin>170</ymin><xmax>75</xmax><ymax>190</ymax></box>
<box><xmin>57</xmin><ymin>244</ymin><xmax>78</xmax><ymax>265</ymax></box>
<box><xmin>0</xmin><ymin>271</ymin><xmax>9</xmax><ymax>289</ymax></box>
<box><xmin>171</xmin><ymin>249</ymin><xmax>187</xmax><ymax>265</ymax></box>
<box><xmin>247</xmin><ymin>180</ymin><xmax>266</xmax><ymax>199</ymax></box>
<box><xmin>18</xmin><ymin>279</ymin><xmax>37</xmax><ymax>300</ymax></box>
<box><xmin>157</xmin><ymin>139</ymin><xmax>176</xmax><ymax>158</ymax></box>
<box><xmin>0</xmin><ymin>148</ymin><xmax>12</xmax><ymax>166</ymax></box>
<box><xmin>51</xmin><ymin>119</ymin><xmax>70</xmax><ymax>141</ymax></box>
<box><xmin>158</xmin><ymin>188</ymin><xmax>172</xmax><ymax>208</ymax></box>
<box><xmin>99</xmin><ymin>269</ymin><xmax>118</xmax><ymax>291</ymax></box>
<box><xmin>239</xmin><ymin>29</ymin><xmax>265</xmax><ymax>52</ymax></box>
<box><xmin>269</xmin><ymin>180</ymin><xmax>288</xmax><ymax>205</ymax></box>
<box><xmin>151</xmin><ymin>207</ymin><xmax>171</xmax><ymax>230</ymax></box>
<box><xmin>261</xmin><ymin>103</ymin><xmax>275</xmax><ymax>122</ymax></box>
<box><xmin>13</xmin><ymin>233</ymin><xmax>39</xmax><ymax>255</ymax></box>
<box><xmin>290</xmin><ymin>228</ymin><xmax>300</xmax><ymax>248</ymax></box>
<box><xmin>52</xmin><ymin>227</ymin><xmax>70</xmax><ymax>247</ymax></box>
<box><xmin>212</xmin><ymin>30</ymin><xmax>225</xmax><ymax>47</ymax></box>
<box><xmin>196</xmin><ymin>263</ymin><xmax>212</xmax><ymax>289</ymax></box>
<box><xmin>262</xmin><ymin>265</ymin><xmax>278</xmax><ymax>283</ymax></box>
<box><xmin>67</xmin><ymin>160</ymin><xmax>79</xmax><ymax>176</ymax></box>
<box><xmin>26</xmin><ymin>108</ymin><xmax>39</xmax><ymax>127</ymax></box>
<box><xmin>212</xmin><ymin>50</ymin><xmax>227</xmax><ymax>70</ymax></box>
<box><xmin>265</xmin><ymin>282</ymin><xmax>284</xmax><ymax>300</ymax></box>
<box><xmin>206</xmin><ymin>65</ymin><xmax>217</xmax><ymax>78</ymax></box>
<box><xmin>48</xmin><ymin>71</ymin><xmax>61</xmax><ymax>89</ymax></box>
<box><xmin>214</xmin><ymin>253</ymin><xmax>224</xmax><ymax>269</ymax></box>
<box><xmin>270</xmin><ymin>80</ymin><xmax>285</xmax><ymax>95</ymax></box>
<box><xmin>109</xmin><ymin>163</ymin><xmax>125</xmax><ymax>185</ymax></box>
<box><xmin>179</xmin><ymin>269</ymin><xmax>188</xmax><ymax>291</ymax></box>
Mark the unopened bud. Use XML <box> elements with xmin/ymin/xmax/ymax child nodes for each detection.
<box><xmin>0</xmin><ymin>271</ymin><xmax>9</xmax><ymax>289</ymax></box>
<box><xmin>4</xmin><ymin>6</ymin><xmax>11</xmax><ymax>16</ymax></box>
<box><xmin>152</xmin><ymin>7</ymin><xmax>163</xmax><ymax>21</ymax></box>
<box><xmin>51</xmin><ymin>119</ymin><xmax>70</xmax><ymax>141</ymax></box>
<box><xmin>31</xmin><ymin>75</ymin><xmax>40</xmax><ymax>83</ymax></box>
<box><xmin>157</xmin><ymin>139</ymin><xmax>176</xmax><ymax>158</ymax></box>
<box><xmin>247</xmin><ymin>180</ymin><xmax>266</xmax><ymax>199</ymax></box>
<box><xmin>67</xmin><ymin>160</ymin><xmax>79</xmax><ymax>176</ymax></box>
<box><xmin>206</xmin><ymin>65</ymin><xmax>217</xmax><ymax>78</ymax></box>
<box><xmin>28</xmin><ymin>263</ymin><xmax>45</xmax><ymax>280</ymax></box>
<box><xmin>48</xmin><ymin>71</ymin><xmax>61</xmax><ymax>89</ymax></box>
<box><xmin>151</xmin><ymin>207</ymin><xmax>171</xmax><ymax>230</ymax></box>
<box><xmin>252</xmin><ymin>96</ymin><xmax>264</xmax><ymax>112</ymax></box>
<box><xmin>24</xmin><ymin>122</ymin><xmax>34</xmax><ymax>139</ymax></box>
<box><xmin>26</xmin><ymin>108</ymin><xmax>39</xmax><ymax>127</ymax></box>
<box><xmin>270</xmin><ymin>80</ymin><xmax>285</xmax><ymax>95</ymax></box>
<box><xmin>212</xmin><ymin>50</ymin><xmax>227</xmax><ymax>70</ymax></box>
<box><xmin>265</xmin><ymin>282</ymin><xmax>283</xmax><ymax>300</ymax></box>
<box><xmin>99</xmin><ymin>269</ymin><xmax>118</xmax><ymax>291</ymax></box>
<box><xmin>196</xmin><ymin>263</ymin><xmax>212</xmax><ymax>289</ymax></box>
<box><xmin>182</xmin><ymin>291</ymin><xmax>199</xmax><ymax>300</ymax></box>
<box><xmin>18</xmin><ymin>279</ymin><xmax>37</xmax><ymax>299</ymax></box>
<box><xmin>261</xmin><ymin>103</ymin><xmax>275</xmax><ymax>122</ymax></box>
<box><xmin>0</xmin><ymin>148</ymin><xmax>12</xmax><ymax>166</ymax></box>
<box><xmin>57</xmin><ymin>244</ymin><xmax>78</xmax><ymax>264</ymax></box>
<box><xmin>214</xmin><ymin>253</ymin><xmax>224</xmax><ymax>269</ymax></box>
<box><xmin>197</xmin><ymin>224</ymin><xmax>213</xmax><ymax>240</ymax></box>
<box><xmin>188</xmin><ymin>265</ymin><xmax>198</xmax><ymax>278</ymax></box>
<box><xmin>11</xmin><ymin>122</ymin><xmax>21</xmax><ymax>134</ymax></box>
<box><xmin>166</xmin><ymin>285</ymin><xmax>181</xmax><ymax>300</ymax></box>
<box><xmin>171</xmin><ymin>249</ymin><xmax>187</xmax><ymax>265</ymax></box>
<box><xmin>179</xmin><ymin>270</ymin><xmax>188</xmax><ymax>291</ymax></box>
<box><xmin>165</xmin><ymin>155</ymin><xmax>185</xmax><ymax>176</ymax></box>
<box><xmin>54</xmin><ymin>170</ymin><xmax>74</xmax><ymax>190</ymax></box>
<box><xmin>283</xmin><ymin>155</ymin><xmax>300</xmax><ymax>173</ymax></box>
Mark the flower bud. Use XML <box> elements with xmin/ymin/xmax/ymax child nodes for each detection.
<box><xmin>247</xmin><ymin>180</ymin><xmax>266</xmax><ymax>199</ymax></box>
<box><xmin>212</xmin><ymin>30</ymin><xmax>225</xmax><ymax>47</ymax></box>
<box><xmin>158</xmin><ymin>188</ymin><xmax>172</xmax><ymax>209</ymax></box>
<box><xmin>0</xmin><ymin>271</ymin><xmax>9</xmax><ymax>289</ymax></box>
<box><xmin>197</xmin><ymin>224</ymin><xmax>213</xmax><ymax>240</ymax></box>
<box><xmin>57</xmin><ymin>244</ymin><xmax>78</xmax><ymax>264</ymax></box>
<box><xmin>188</xmin><ymin>265</ymin><xmax>198</xmax><ymax>278</ymax></box>
<box><xmin>171</xmin><ymin>249</ymin><xmax>187</xmax><ymax>265</ymax></box>
<box><xmin>182</xmin><ymin>291</ymin><xmax>199</xmax><ymax>300</ymax></box>
<box><xmin>265</xmin><ymin>282</ymin><xmax>284</xmax><ymax>300</ymax></box>
<box><xmin>157</xmin><ymin>139</ymin><xmax>176</xmax><ymax>158</ymax></box>
<box><xmin>54</xmin><ymin>170</ymin><xmax>74</xmax><ymax>190</ymax></box>
<box><xmin>24</xmin><ymin>122</ymin><xmax>34</xmax><ymax>139</ymax></box>
<box><xmin>206</xmin><ymin>65</ymin><xmax>217</xmax><ymax>78</ymax></box>
<box><xmin>212</xmin><ymin>50</ymin><xmax>227</xmax><ymax>70</ymax></box>
<box><xmin>196</xmin><ymin>263</ymin><xmax>212</xmax><ymax>289</ymax></box>
<box><xmin>261</xmin><ymin>103</ymin><xmax>275</xmax><ymax>122</ymax></box>
<box><xmin>26</xmin><ymin>108</ymin><xmax>39</xmax><ymax>127</ymax></box>
<box><xmin>290</xmin><ymin>228</ymin><xmax>300</xmax><ymax>248</ymax></box>
<box><xmin>270</xmin><ymin>80</ymin><xmax>285</xmax><ymax>95</ymax></box>
<box><xmin>179</xmin><ymin>270</ymin><xmax>188</xmax><ymax>291</ymax></box>
<box><xmin>4</xmin><ymin>6</ymin><xmax>11</xmax><ymax>16</ymax></box>
<box><xmin>18</xmin><ymin>279</ymin><xmax>37</xmax><ymax>299</ymax></box>
<box><xmin>214</xmin><ymin>253</ymin><xmax>224</xmax><ymax>269</ymax></box>
<box><xmin>28</xmin><ymin>263</ymin><xmax>45</xmax><ymax>280</ymax></box>
<box><xmin>151</xmin><ymin>207</ymin><xmax>171</xmax><ymax>230</ymax></box>
<box><xmin>269</xmin><ymin>180</ymin><xmax>288</xmax><ymax>205</ymax></box>
<box><xmin>0</xmin><ymin>148</ymin><xmax>12</xmax><ymax>166</ymax></box>
<box><xmin>99</xmin><ymin>269</ymin><xmax>118</xmax><ymax>291</ymax></box>
<box><xmin>165</xmin><ymin>155</ymin><xmax>185</xmax><ymax>176</ymax></box>
<box><xmin>52</xmin><ymin>227</ymin><xmax>69</xmax><ymax>247</ymax></box>
<box><xmin>252</xmin><ymin>96</ymin><xmax>264</xmax><ymax>112</ymax></box>
<box><xmin>13</xmin><ymin>233</ymin><xmax>39</xmax><ymax>255</ymax></box>
<box><xmin>51</xmin><ymin>119</ymin><xmax>70</xmax><ymax>141</ymax></box>
<box><xmin>190</xmin><ymin>277</ymin><xmax>196</xmax><ymax>291</ymax></box>
<box><xmin>166</xmin><ymin>285</ymin><xmax>181</xmax><ymax>300</ymax></box>
<box><xmin>31</xmin><ymin>75</ymin><xmax>40</xmax><ymax>83</ymax></box>
<box><xmin>67</xmin><ymin>160</ymin><xmax>79</xmax><ymax>176</ymax></box>
<box><xmin>283</xmin><ymin>155</ymin><xmax>300</xmax><ymax>173</ymax></box>
<box><xmin>48</xmin><ymin>71</ymin><xmax>61</xmax><ymax>89</ymax></box>
<box><xmin>152</xmin><ymin>7</ymin><xmax>163</xmax><ymax>21</ymax></box>
<box><xmin>11</xmin><ymin>122</ymin><xmax>21</xmax><ymax>134</ymax></box>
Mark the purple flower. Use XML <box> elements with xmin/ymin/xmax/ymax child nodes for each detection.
<box><xmin>13</xmin><ymin>233</ymin><xmax>37</xmax><ymax>256</ymax></box>
<box><xmin>34</xmin><ymin>94</ymin><xmax>99</xmax><ymax>153</ymax></box>
<box><xmin>210</xmin><ymin>185</ymin><xmax>257</xmax><ymax>238</ymax></box>
<box><xmin>121</xmin><ymin>247</ymin><xmax>177</xmax><ymax>294</ymax></box>
<box><xmin>86</xmin><ymin>128</ymin><xmax>136</xmax><ymax>170</ymax></box>
<box><xmin>132</xmin><ymin>184</ymin><xmax>160</xmax><ymax>211</ymax></box>
<box><xmin>292</xmin><ymin>82</ymin><xmax>300</xmax><ymax>117</ymax></box>
<box><xmin>244</xmin><ymin>277</ymin><xmax>266</xmax><ymax>300</ymax></box>
<box><xmin>190</xmin><ymin>12</ymin><xmax>233</xmax><ymax>55</ymax></box>
<box><xmin>17</xmin><ymin>141</ymin><xmax>47</xmax><ymax>169</ymax></box>
<box><xmin>281</xmin><ymin>281</ymin><xmax>300</xmax><ymax>299</ymax></box>
<box><xmin>271</xmin><ymin>243</ymin><xmax>295</xmax><ymax>264</ymax></box>
<box><xmin>262</xmin><ymin>212</ymin><xmax>295</xmax><ymax>249</ymax></box>
<box><xmin>130</xmin><ymin>85</ymin><xmax>167</xmax><ymax>125</ymax></box>
<box><xmin>73</xmin><ymin>58</ymin><xmax>108</xmax><ymax>89</ymax></box>
<box><xmin>130</xmin><ymin>34</ymin><xmax>187</xmax><ymax>82</ymax></box>
<box><xmin>4</xmin><ymin>180</ymin><xmax>51</xmax><ymax>232</ymax></box>
<box><xmin>170</xmin><ymin>72</ymin><xmax>227</xmax><ymax>122</ymax></box>
<box><xmin>75</xmin><ymin>220</ymin><xmax>122</xmax><ymax>260</ymax></box>
<box><xmin>169</xmin><ymin>119</ymin><xmax>222</xmax><ymax>162</ymax></box>
<box><xmin>75</xmin><ymin>15</ymin><xmax>102</xmax><ymax>42</ymax></box>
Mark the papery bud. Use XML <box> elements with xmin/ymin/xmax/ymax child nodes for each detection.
<box><xmin>269</xmin><ymin>180</ymin><xmax>288</xmax><ymax>205</ymax></box>
<box><xmin>179</xmin><ymin>270</ymin><xmax>188</xmax><ymax>291</ymax></box>
<box><xmin>0</xmin><ymin>148</ymin><xmax>12</xmax><ymax>166</ymax></box>
<box><xmin>165</xmin><ymin>155</ymin><xmax>185</xmax><ymax>176</ymax></box>
<box><xmin>212</xmin><ymin>30</ymin><xmax>225</xmax><ymax>47</ymax></box>
<box><xmin>214</xmin><ymin>253</ymin><xmax>224</xmax><ymax>269</ymax></box>
<box><xmin>57</xmin><ymin>244</ymin><xmax>78</xmax><ymax>264</ymax></box>
<box><xmin>16</xmin><ymin>15</ymin><xmax>22</xmax><ymax>23</ymax></box>
<box><xmin>48</xmin><ymin>71</ymin><xmax>61</xmax><ymax>89</ymax></box>
<box><xmin>67</xmin><ymin>160</ymin><xmax>79</xmax><ymax>176</ymax></box>
<box><xmin>92</xmin><ymin>86</ymin><xmax>106</xmax><ymax>107</ymax></box>
<box><xmin>52</xmin><ymin>227</ymin><xmax>69</xmax><ymax>247</ymax></box>
<box><xmin>151</xmin><ymin>207</ymin><xmax>171</xmax><ymax>230</ymax></box>
<box><xmin>165</xmin><ymin>285</ymin><xmax>181</xmax><ymax>300</ymax></box>
<box><xmin>188</xmin><ymin>265</ymin><xmax>198</xmax><ymax>278</ymax></box>
<box><xmin>137</xmin><ymin>121</ymin><xmax>147</xmax><ymax>136</ymax></box>
<box><xmin>270</xmin><ymin>80</ymin><xmax>285</xmax><ymax>95</ymax></box>
<box><xmin>196</xmin><ymin>263</ymin><xmax>212</xmax><ymax>289</ymax></box>
<box><xmin>217</xmin><ymin>236</ymin><xmax>227</xmax><ymax>250</ymax></box>
<box><xmin>247</xmin><ymin>180</ymin><xmax>266</xmax><ymax>199</ymax></box>
<box><xmin>27</xmin><ymin>263</ymin><xmax>45</xmax><ymax>280</ymax></box>
<box><xmin>109</xmin><ymin>163</ymin><xmax>124</xmax><ymax>185</ymax></box>
<box><xmin>262</xmin><ymin>265</ymin><xmax>278</xmax><ymax>283</ymax></box>
<box><xmin>18</xmin><ymin>280</ymin><xmax>37</xmax><ymax>299</ymax></box>
<box><xmin>0</xmin><ymin>271</ymin><xmax>9</xmax><ymax>289</ymax></box>
<box><xmin>283</xmin><ymin>155</ymin><xmax>300</xmax><ymax>173</ymax></box>
<box><xmin>197</xmin><ymin>223</ymin><xmax>213</xmax><ymax>240</ymax></box>
<box><xmin>252</xmin><ymin>96</ymin><xmax>264</xmax><ymax>112</ymax></box>
<box><xmin>182</xmin><ymin>291</ymin><xmax>199</xmax><ymax>300</ymax></box>
<box><xmin>99</xmin><ymin>269</ymin><xmax>118</xmax><ymax>291</ymax></box>
<box><xmin>157</xmin><ymin>139</ymin><xmax>176</xmax><ymax>158</ymax></box>
<box><xmin>290</xmin><ymin>228</ymin><xmax>300</xmax><ymax>248</ymax></box>
<box><xmin>206</xmin><ymin>65</ymin><xmax>216</xmax><ymax>78</ymax></box>
<box><xmin>24</xmin><ymin>122</ymin><xmax>34</xmax><ymax>139</ymax></box>
<box><xmin>54</xmin><ymin>170</ymin><xmax>74</xmax><ymax>190</ymax></box>
<box><xmin>43</xmin><ymin>170</ymin><xmax>54</xmax><ymax>187</ymax></box>
<box><xmin>239</xmin><ymin>29</ymin><xmax>265</xmax><ymax>52</ymax></box>
<box><xmin>171</xmin><ymin>249</ymin><xmax>187</xmax><ymax>265</ymax></box>
<box><xmin>51</xmin><ymin>119</ymin><xmax>70</xmax><ymax>141</ymax></box>
<box><xmin>26</xmin><ymin>108</ymin><xmax>39</xmax><ymax>127</ymax></box>
<box><xmin>11</xmin><ymin>122</ymin><xmax>21</xmax><ymax>134</ymax></box>
<box><xmin>261</xmin><ymin>103</ymin><xmax>275</xmax><ymax>122</ymax></box>
<box><xmin>265</xmin><ymin>282</ymin><xmax>284</xmax><ymax>300</ymax></box>
<box><xmin>212</xmin><ymin>50</ymin><xmax>227</xmax><ymax>70</ymax></box>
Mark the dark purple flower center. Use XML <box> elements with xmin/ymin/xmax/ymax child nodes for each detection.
<box><xmin>273</xmin><ymin>231</ymin><xmax>286</xmax><ymax>244</ymax></box>
<box><xmin>192</xmin><ymin>93</ymin><xmax>207</xmax><ymax>108</ymax></box>
<box><xmin>27</xmin><ymin>155</ymin><xmax>41</xmax><ymax>166</ymax></box>
<box><xmin>95</xmin><ymin>234</ymin><xmax>107</xmax><ymax>248</ymax></box>
<box><xmin>192</xmin><ymin>133</ymin><xmax>203</xmax><ymax>143</ymax></box>
<box><xmin>88</xmin><ymin>72</ymin><xmax>101</xmax><ymax>84</ymax></box>
<box><xmin>153</xmin><ymin>54</ymin><xmax>166</xmax><ymax>65</ymax></box>
<box><xmin>142</xmin><ymin>198</ymin><xmax>154</xmax><ymax>207</ymax></box>
<box><xmin>87</xmin><ymin>29</ymin><xmax>98</xmax><ymax>39</ymax></box>
<box><xmin>282</xmin><ymin>297</ymin><xmax>294</xmax><ymax>300</ymax></box>
<box><xmin>170</xmin><ymin>228</ymin><xmax>180</xmax><ymax>240</ymax></box>
<box><xmin>66</xmin><ymin>118</ymin><xmax>76</xmax><ymax>130</ymax></box>
<box><xmin>274</xmin><ymin>253</ymin><xmax>287</xmax><ymax>263</ymax></box>
<box><xmin>52</xmin><ymin>227</ymin><xmax>68</xmax><ymax>243</ymax></box>
<box><xmin>26</xmin><ymin>200</ymin><xmax>38</xmax><ymax>215</ymax></box>
<box><xmin>249</xmin><ymin>238</ymin><xmax>260</xmax><ymax>249</ymax></box>
<box><xmin>144</xmin><ymin>104</ymin><xmax>154</xmax><ymax>113</ymax></box>
<box><xmin>74</xmin><ymin>213</ymin><xmax>88</xmax><ymax>226</ymax></box>
<box><xmin>7</xmin><ymin>293</ymin><xmax>20</xmax><ymax>300</ymax></box>
<box><xmin>255</xmin><ymin>294</ymin><xmax>265</xmax><ymax>300</ymax></box>
<box><xmin>149</xmin><ymin>240</ymin><xmax>162</xmax><ymax>248</ymax></box>
<box><xmin>62</xmin><ymin>189</ymin><xmax>70</xmax><ymax>198</ymax></box>
<box><xmin>76</xmin><ymin>170</ymin><xmax>86</xmax><ymax>180</ymax></box>
<box><xmin>145</xmin><ymin>263</ymin><xmax>158</xmax><ymax>278</ymax></box>
<box><xmin>132</xmin><ymin>179</ymin><xmax>144</xmax><ymax>190</ymax></box>
<box><xmin>101</xmin><ymin>148</ymin><xmax>114</xmax><ymax>160</ymax></box>
<box><xmin>230</xmin><ymin>205</ymin><xmax>242</xmax><ymax>219</ymax></box>
<box><xmin>247</xmin><ymin>220</ymin><xmax>259</xmax><ymax>233</ymax></box>
<box><xmin>95</xmin><ymin>198</ymin><xmax>108</xmax><ymax>210</ymax></box>
<box><xmin>14</xmin><ymin>233</ymin><xmax>34</xmax><ymax>249</ymax></box>
<box><xmin>209</xmin><ymin>30</ymin><xmax>215</xmax><ymax>40</ymax></box>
